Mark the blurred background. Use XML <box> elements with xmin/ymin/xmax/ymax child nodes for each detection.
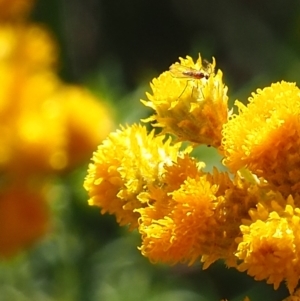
<box><xmin>0</xmin><ymin>0</ymin><xmax>299</xmax><ymax>300</ymax></box>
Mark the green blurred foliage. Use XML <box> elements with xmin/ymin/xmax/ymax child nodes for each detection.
<box><xmin>1</xmin><ymin>0</ymin><xmax>299</xmax><ymax>300</ymax></box>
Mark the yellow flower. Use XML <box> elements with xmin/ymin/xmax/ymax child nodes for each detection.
<box><xmin>222</xmin><ymin>81</ymin><xmax>300</xmax><ymax>196</ymax></box>
<box><xmin>83</xmin><ymin>51</ymin><xmax>300</xmax><ymax>296</ymax></box>
<box><xmin>0</xmin><ymin>20</ymin><xmax>114</xmax><ymax>257</ymax></box>
<box><xmin>0</xmin><ymin>25</ymin><xmax>113</xmax><ymax>173</ymax></box>
<box><xmin>137</xmin><ymin>162</ymin><xmax>256</xmax><ymax>268</ymax></box>
<box><xmin>0</xmin><ymin>25</ymin><xmax>58</xmax><ymax>71</ymax></box>
<box><xmin>0</xmin><ymin>69</ymin><xmax>66</xmax><ymax>172</ymax></box>
<box><xmin>236</xmin><ymin>196</ymin><xmax>300</xmax><ymax>294</ymax></box>
<box><xmin>142</xmin><ymin>54</ymin><xmax>229</xmax><ymax>148</ymax></box>
<box><xmin>0</xmin><ymin>25</ymin><xmax>61</xmax><ymax>171</ymax></box>
<box><xmin>137</xmin><ymin>174</ymin><xmax>221</xmax><ymax>266</ymax></box>
<box><xmin>84</xmin><ymin>124</ymin><xmax>184</xmax><ymax>230</ymax></box>
<box><xmin>0</xmin><ymin>3</ymin><xmax>114</xmax><ymax>257</ymax></box>
<box><xmin>60</xmin><ymin>85</ymin><xmax>113</xmax><ymax>168</ymax></box>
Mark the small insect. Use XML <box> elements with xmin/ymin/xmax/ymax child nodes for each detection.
<box><xmin>169</xmin><ymin>59</ymin><xmax>214</xmax><ymax>100</ymax></box>
<box><xmin>169</xmin><ymin>64</ymin><xmax>210</xmax><ymax>80</ymax></box>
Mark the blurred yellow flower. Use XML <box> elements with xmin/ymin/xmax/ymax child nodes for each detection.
<box><xmin>0</xmin><ymin>24</ymin><xmax>57</xmax><ymax>69</ymax></box>
<box><xmin>61</xmin><ymin>86</ymin><xmax>114</xmax><ymax>169</ymax></box>
<box><xmin>0</xmin><ymin>25</ymin><xmax>113</xmax><ymax>173</ymax></box>
<box><xmin>142</xmin><ymin>55</ymin><xmax>229</xmax><ymax>147</ymax></box>
<box><xmin>0</xmin><ymin>4</ymin><xmax>114</xmax><ymax>256</ymax></box>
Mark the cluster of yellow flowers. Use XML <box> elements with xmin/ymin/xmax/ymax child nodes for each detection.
<box><xmin>84</xmin><ymin>53</ymin><xmax>300</xmax><ymax>297</ymax></box>
<box><xmin>0</xmin><ymin>0</ymin><xmax>113</xmax><ymax>257</ymax></box>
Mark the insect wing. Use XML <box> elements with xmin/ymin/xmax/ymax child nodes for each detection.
<box><xmin>202</xmin><ymin>59</ymin><xmax>214</xmax><ymax>75</ymax></box>
<box><xmin>169</xmin><ymin>64</ymin><xmax>199</xmax><ymax>79</ymax></box>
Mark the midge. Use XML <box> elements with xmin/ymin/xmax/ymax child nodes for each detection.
<box><xmin>169</xmin><ymin>58</ymin><xmax>214</xmax><ymax>80</ymax></box>
<box><xmin>169</xmin><ymin>64</ymin><xmax>210</xmax><ymax>80</ymax></box>
<box><xmin>169</xmin><ymin>58</ymin><xmax>214</xmax><ymax>99</ymax></box>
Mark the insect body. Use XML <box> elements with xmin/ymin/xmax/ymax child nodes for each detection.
<box><xmin>169</xmin><ymin>64</ymin><xmax>210</xmax><ymax>80</ymax></box>
<box><xmin>169</xmin><ymin>61</ymin><xmax>213</xmax><ymax>100</ymax></box>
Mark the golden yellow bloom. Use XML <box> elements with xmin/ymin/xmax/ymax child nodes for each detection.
<box><xmin>138</xmin><ymin>174</ymin><xmax>221</xmax><ymax>266</ymax></box>
<box><xmin>137</xmin><ymin>162</ymin><xmax>260</xmax><ymax>268</ymax></box>
<box><xmin>84</xmin><ymin>124</ymin><xmax>184</xmax><ymax>230</ymax></box>
<box><xmin>222</xmin><ymin>81</ymin><xmax>300</xmax><ymax>197</ymax></box>
<box><xmin>236</xmin><ymin>195</ymin><xmax>300</xmax><ymax>294</ymax></box>
<box><xmin>84</xmin><ymin>51</ymin><xmax>300</xmax><ymax>297</ymax></box>
<box><xmin>137</xmin><ymin>161</ymin><xmax>288</xmax><ymax>269</ymax></box>
<box><xmin>0</xmin><ymin>183</ymin><xmax>49</xmax><ymax>258</ymax></box>
<box><xmin>142</xmin><ymin>54</ymin><xmax>229</xmax><ymax>148</ymax></box>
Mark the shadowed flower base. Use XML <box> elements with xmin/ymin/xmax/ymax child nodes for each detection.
<box><xmin>84</xmin><ymin>55</ymin><xmax>300</xmax><ymax>298</ymax></box>
<box><xmin>0</xmin><ymin>184</ymin><xmax>49</xmax><ymax>258</ymax></box>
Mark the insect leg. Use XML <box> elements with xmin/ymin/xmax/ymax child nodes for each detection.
<box><xmin>176</xmin><ymin>80</ymin><xmax>189</xmax><ymax>100</ymax></box>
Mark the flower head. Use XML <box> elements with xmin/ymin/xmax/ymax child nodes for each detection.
<box><xmin>84</xmin><ymin>124</ymin><xmax>185</xmax><ymax>230</ymax></box>
<box><xmin>142</xmin><ymin>54</ymin><xmax>229</xmax><ymax>148</ymax></box>
<box><xmin>84</xmin><ymin>52</ymin><xmax>300</xmax><ymax>298</ymax></box>
<box><xmin>137</xmin><ymin>164</ymin><xmax>254</xmax><ymax>268</ymax></box>
<box><xmin>222</xmin><ymin>81</ymin><xmax>300</xmax><ymax>196</ymax></box>
<box><xmin>137</xmin><ymin>173</ymin><xmax>221</xmax><ymax>266</ymax></box>
<box><xmin>236</xmin><ymin>196</ymin><xmax>300</xmax><ymax>294</ymax></box>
